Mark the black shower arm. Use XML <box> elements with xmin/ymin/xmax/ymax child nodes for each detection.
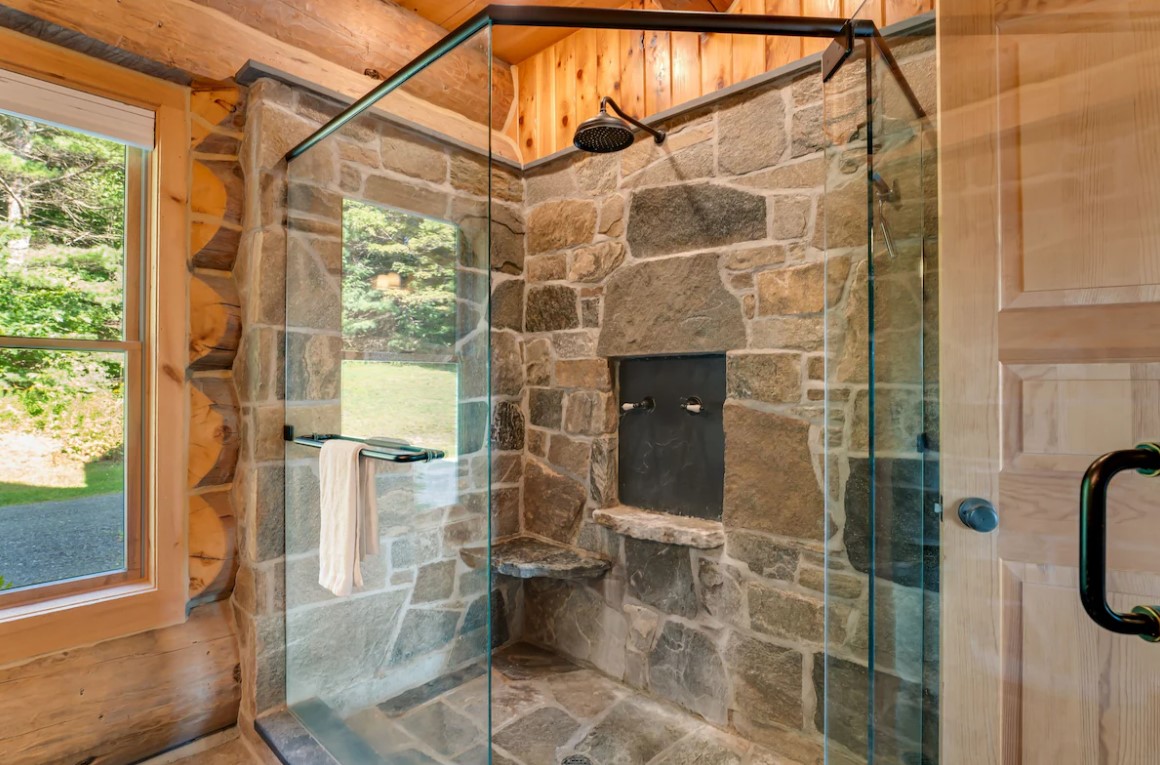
<box><xmin>601</xmin><ymin>97</ymin><xmax>666</xmax><ymax>144</ymax></box>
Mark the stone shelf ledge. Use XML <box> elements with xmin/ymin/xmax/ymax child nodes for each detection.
<box><xmin>460</xmin><ymin>536</ymin><xmax>611</xmax><ymax>580</ymax></box>
<box><xmin>593</xmin><ymin>505</ymin><xmax>725</xmax><ymax>549</ymax></box>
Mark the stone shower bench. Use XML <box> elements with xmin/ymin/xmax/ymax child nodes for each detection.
<box><xmin>592</xmin><ymin>505</ymin><xmax>724</xmax><ymax>549</ymax></box>
<box><xmin>460</xmin><ymin>535</ymin><xmax>611</xmax><ymax>580</ymax></box>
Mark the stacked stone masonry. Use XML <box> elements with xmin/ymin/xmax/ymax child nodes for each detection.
<box><xmin>509</xmin><ymin>36</ymin><xmax>937</xmax><ymax>765</ymax></box>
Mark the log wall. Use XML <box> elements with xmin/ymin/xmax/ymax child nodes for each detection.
<box><xmin>188</xmin><ymin>86</ymin><xmax>246</xmax><ymax>608</ymax></box>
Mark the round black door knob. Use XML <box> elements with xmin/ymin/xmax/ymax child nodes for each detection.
<box><xmin>958</xmin><ymin>497</ymin><xmax>999</xmax><ymax>532</ymax></box>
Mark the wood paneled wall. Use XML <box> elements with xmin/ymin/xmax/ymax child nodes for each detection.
<box><xmin>513</xmin><ymin>0</ymin><xmax>934</xmax><ymax>160</ymax></box>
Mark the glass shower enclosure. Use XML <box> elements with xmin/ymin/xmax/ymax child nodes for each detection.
<box><xmin>265</xmin><ymin>6</ymin><xmax>937</xmax><ymax>765</ymax></box>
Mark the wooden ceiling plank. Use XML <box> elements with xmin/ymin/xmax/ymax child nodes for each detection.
<box><xmin>2</xmin><ymin>0</ymin><xmax>520</xmax><ymax>161</ymax></box>
<box><xmin>189</xmin><ymin>0</ymin><xmax>512</xmax><ymax>126</ymax></box>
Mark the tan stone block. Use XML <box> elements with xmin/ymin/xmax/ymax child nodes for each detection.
<box><xmin>798</xmin><ymin>564</ymin><xmax>864</xmax><ymax>599</ymax></box>
<box><xmin>380</xmin><ymin>128</ymin><xmax>448</xmax><ymax>184</ymax></box>
<box><xmin>807</xmin><ymin>355</ymin><xmax>825</xmax><ymax>380</ymax></box>
<box><xmin>527</xmin><ymin>199</ymin><xmax>597</xmax><ymax>254</ymax></box>
<box><xmin>727</xmin><ymin>352</ymin><xmax>803</xmax><ymax>404</ymax></box>
<box><xmin>448</xmin><ymin>153</ymin><xmax>487</xmax><ymax>196</ymax></box>
<box><xmin>523</xmin><ymin>459</ymin><xmax>587</xmax><ymax>544</ymax></box>
<box><xmin>568</xmin><ymin>241</ymin><xmax>626</xmax><ymax>283</ymax></box>
<box><xmin>730</xmin><ymin>273</ymin><xmax>754</xmax><ymax>290</ymax></box>
<box><xmin>598</xmin><ymin>194</ymin><xmax>626</xmax><ymax>237</ymax></box>
<box><xmin>527</xmin><ymin>429</ymin><xmax>549</xmax><ymax>458</ymax></box>
<box><xmin>527</xmin><ymin>254</ymin><xmax>567</xmax><ymax>282</ymax></box>
<box><xmin>849</xmin><ymin>387</ymin><xmax>923</xmax><ymax>453</ymax></box>
<box><xmin>723</xmin><ymin>403</ymin><xmax>825</xmax><ymax>541</ymax></box>
<box><xmin>364</xmin><ymin>174</ymin><xmax>447</xmax><ymax>218</ymax></box>
<box><xmin>548</xmin><ymin>433</ymin><xmax>592</xmax><ymax>480</ymax></box>
<box><xmin>555</xmin><ymin>359</ymin><xmax>611</xmax><ymax>390</ymax></box>
<box><xmin>734</xmin><ymin>155</ymin><xmax>825</xmax><ymax>192</ymax></box>
<box><xmin>747</xmin><ymin>580</ymin><xmax>842</xmax><ymax>645</ymax></box>
<box><xmin>756</xmin><ymin>258</ymin><xmax>849</xmax><ymax>316</ymax></box>
<box><xmin>564</xmin><ymin>390</ymin><xmax>617</xmax><ymax>435</ymax></box>
<box><xmin>772</xmin><ymin>195</ymin><xmax>813</xmax><ymax>240</ymax></box>
<box><xmin>748</xmin><ymin>316</ymin><xmax>825</xmax><ymax>351</ymax></box>
<box><xmin>724</xmin><ymin>243</ymin><xmax>787</xmax><ymax>271</ymax></box>
<box><xmin>337</xmin><ymin>139</ymin><xmax>380</xmax><ymax>167</ymax></box>
<box><xmin>718</xmin><ymin>85</ymin><xmax>789</xmax><ymax>175</ymax></box>
<box><xmin>621</xmin><ymin>119</ymin><xmax>714</xmax><ymax>176</ymax></box>
<box><xmin>725</xmin><ymin>633</ymin><xmax>804</xmax><ymax>731</ymax></box>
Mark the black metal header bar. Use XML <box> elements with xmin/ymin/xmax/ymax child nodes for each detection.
<box><xmin>484</xmin><ymin>5</ymin><xmax>862</xmax><ymax>36</ymax></box>
<box><xmin>285</xmin><ymin>5</ymin><xmax>888</xmax><ymax>161</ymax></box>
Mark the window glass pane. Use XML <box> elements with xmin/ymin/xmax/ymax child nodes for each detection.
<box><xmin>337</xmin><ymin>199</ymin><xmax>461</xmax><ymax>455</ymax></box>
<box><xmin>341</xmin><ymin>198</ymin><xmax>458</xmax><ymax>356</ymax></box>
<box><xmin>340</xmin><ymin>360</ymin><xmax>458</xmax><ymax>456</ymax></box>
<box><xmin>0</xmin><ymin>348</ymin><xmax>127</xmax><ymax>590</ymax></box>
<box><xmin>0</xmin><ymin>113</ymin><xmax>129</xmax><ymax>341</ymax></box>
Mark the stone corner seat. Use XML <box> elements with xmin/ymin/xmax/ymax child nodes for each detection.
<box><xmin>459</xmin><ymin>535</ymin><xmax>611</xmax><ymax>580</ymax></box>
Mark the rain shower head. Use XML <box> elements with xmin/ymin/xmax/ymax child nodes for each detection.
<box><xmin>573</xmin><ymin>96</ymin><xmax>665</xmax><ymax>154</ymax></box>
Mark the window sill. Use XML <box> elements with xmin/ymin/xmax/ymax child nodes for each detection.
<box><xmin>0</xmin><ymin>578</ymin><xmax>187</xmax><ymax>665</ymax></box>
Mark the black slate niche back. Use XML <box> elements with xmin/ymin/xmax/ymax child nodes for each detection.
<box><xmin>616</xmin><ymin>355</ymin><xmax>726</xmax><ymax>520</ymax></box>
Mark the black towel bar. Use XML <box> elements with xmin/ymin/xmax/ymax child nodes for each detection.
<box><xmin>283</xmin><ymin>426</ymin><xmax>444</xmax><ymax>463</ymax></box>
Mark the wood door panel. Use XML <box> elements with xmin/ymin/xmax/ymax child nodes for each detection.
<box><xmin>1003</xmin><ymin>564</ymin><xmax>1160</xmax><ymax>765</ymax></box>
<box><xmin>1016</xmin><ymin>566</ymin><xmax>1160</xmax><ymax>765</ymax></box>
<box><xmin>999</xmin><ymin>470</ymin><xmax>1160</xmax><ymax>572</ymax></box>
<box><xmin>998</xmin><ymin>304</ymin><xmax>1160</xmax><ymax>363</ymax></box>
<box><xmin>998</xmin><ymin>17</ymin><xmax>1160</xmax><ymax>311</ymax></box>
<box><xmin>942</xmin><ymin>0</ymin><xmax>1160</xmax><ymax>762</ymax></box>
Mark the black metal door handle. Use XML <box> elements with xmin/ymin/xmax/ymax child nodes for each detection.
<box><xmin>1079</xmin><ymin>443</ymin><xmax>1160</xmax><ymax>642</ymax></box>
<box><xmin>958</xmin><ymin>497</ymin><xmax>999</xmax><ymax>532</ymax></box>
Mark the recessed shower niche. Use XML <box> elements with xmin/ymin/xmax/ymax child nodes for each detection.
<box><xmin>616</xmin><ymin>354</ymin><xmax>726</xmax><ymax>521</ymax></box>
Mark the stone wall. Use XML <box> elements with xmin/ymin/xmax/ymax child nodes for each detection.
<box><xmin>233</xmin><ymin>78</ymin><xmax>524</xmax><ymax>739</ymax></box>
<box><xmin>508</xmin><ymin>33</ymin><xmax>938</xmax><ymax>765</ymax></box>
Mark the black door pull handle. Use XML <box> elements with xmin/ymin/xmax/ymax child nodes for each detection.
<box><xmin>1079</xmin><ymin>442</ymin><xmax>1160</xmax><ymax>641</ymax></box>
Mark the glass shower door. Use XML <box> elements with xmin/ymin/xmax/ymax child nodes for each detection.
<box><xmin>822</xmin><ymin>8</ymin><xmax>934</xmax><ymax>764</ymax></box>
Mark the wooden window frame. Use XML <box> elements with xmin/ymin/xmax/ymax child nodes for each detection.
<box><xmin>0</xmin><ymin>29</ymin><xmax>189</xmax><ymax>664</ymax></box>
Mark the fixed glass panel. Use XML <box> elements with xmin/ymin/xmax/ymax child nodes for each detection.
<box><xmin>283</xmin><ymin>25</ymin><xmax>493</xmax><ymax>764</ymax></box>
<box><xmin>0</xmin><ymin>348</ymin><xmax>128</xmax><ymax>591</ymax></box>
<box><xmin>823</xmin><ymin>8</ymin><xmax>934</xmax><ymax>764</ymax></box>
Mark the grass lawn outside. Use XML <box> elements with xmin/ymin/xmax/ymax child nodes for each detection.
<box><xmin>0</xmin><ymin>459</ymin><xmax>124</xmax><ymax>507</ymax></box>
<box><xmin>341</xmin><ymin>361</ymin><xmax>458</xmax><ymax>456</ymax></box>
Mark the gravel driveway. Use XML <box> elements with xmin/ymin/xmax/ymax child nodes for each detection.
<box><xmin>0</xmin><ymin>493</ymin><xmax>125</xmax><ymax>588</ymax></box>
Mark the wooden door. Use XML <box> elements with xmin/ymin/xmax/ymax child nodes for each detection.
<box><xmin>940</xmin><ymin>1</ymin><xmax>1160</xmax><ymax>763</ymax></box>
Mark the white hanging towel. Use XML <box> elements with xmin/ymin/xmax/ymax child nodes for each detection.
<box><xmin>318</xmin><ymin>439</ymin><xmax>380</xmax><ymax>597</ymax></box>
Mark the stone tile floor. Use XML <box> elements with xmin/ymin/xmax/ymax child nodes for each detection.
<box><xmin>343</xmin><ymin>643</ymin><xmax>787</xmax><ymax>765</ymax></box>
